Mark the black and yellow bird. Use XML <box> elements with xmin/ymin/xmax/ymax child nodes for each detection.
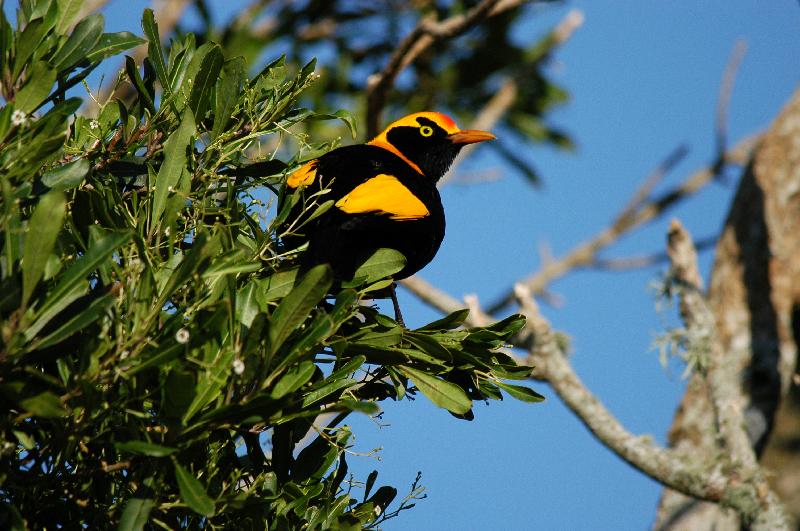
<box><xmin>281</xmin><ymin>112</ymin><xmax>495</xmax><ymax>318</ymax></box>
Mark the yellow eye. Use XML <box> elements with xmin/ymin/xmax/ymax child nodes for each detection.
<box><xmin>419</xmin><ymin>125</ymin><xmax>434</xmax><ymax>137</ymax></box>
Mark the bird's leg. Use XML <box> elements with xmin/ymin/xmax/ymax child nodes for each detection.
<box><xmin>390</xmin><ymin>282</ymin><xmax>406</xmax><ymax>327</ymax></box>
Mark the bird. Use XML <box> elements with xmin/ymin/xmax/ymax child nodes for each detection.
<box><xmin>280</xmin><ymin>111</ymin><xmax>495</xmax><ymax>322</ymax></box>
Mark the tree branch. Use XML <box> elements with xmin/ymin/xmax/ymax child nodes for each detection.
<box><xmin>486</xmin><ymin>134</ymin><xmax>761</xmax><ymax>314</ymax></box>
<box><xmin>365</xmin><ymin>0</ymin><xmax>532</xmax><ymax>137</ymax></box>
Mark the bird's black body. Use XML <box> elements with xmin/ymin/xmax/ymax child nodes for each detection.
<box><xmin>291</xmin><ymin>144</ymin><xmax>445</xmax><ymax>280</ymax></box>
<box><xmin>280</xmin><ymin>112</ymin><xmax>494</xmax><ymax>283</ymax></box>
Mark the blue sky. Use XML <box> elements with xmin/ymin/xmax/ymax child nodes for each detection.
<box><xmin>9</xmin><ymin>0</ymin><xmax>800</xmax><ymax>528</ymax></box>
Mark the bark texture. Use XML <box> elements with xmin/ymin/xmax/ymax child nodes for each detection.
<box><xmin>655</xmin><ymin>86</ymin><xmax>800</xmax><ymax>530</ymax></box>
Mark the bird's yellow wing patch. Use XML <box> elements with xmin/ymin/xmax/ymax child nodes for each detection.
<box><xmin>286</xmin><ymin>160</ymin><xmax>318</xmax><ymax>188</ymax></box>
<box><xmin>335</xmin><ymin>174</ymin><xmax>429</xmax><ymax>220</ymax></box>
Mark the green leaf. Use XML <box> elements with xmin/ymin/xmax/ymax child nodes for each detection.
<box><xmin>302</xmin><ymin>378</ymin><xmax>356</xmax><ymax>408</ymax></box>
<box><xmin>28</xmin><ymin>231</ymin><xmax>131</xmax><ymax>338</ymax></box>
<box><xmin>15</xmin><ymin>61</ymin><xmax>56</xmax><ymax>113</ymax></box>
<box><xmin>174</xmin><ymin>462</ymin><xmax>215</xmax><ymax>517</ymax></box>
<box><xmin>20</xmin><ymin>391</ymin><xmax>67</xmax><ymax>418</ymax></box>
<box><xmin>117</xmin><ymin>498</ymin><xmax>155</xmax><ymax>531</ymax></box>
<box><xmin>268</xmin><ymin>264</ymin><xmax>332</xmax><ymax>354</ymax></box>
<box><xmin>341</xmin><ymin>248</ymin><xmax>406</xmax><ymax>288</ymax></box>
<box><xmin>182</xmin><ymin>347</ymin><xmax>234</xmax><ymax>424</ymax></box>
<box><xmin>255</xmin><ymin>269</ymin><xmax>299</xmax><ymax>306</ymax></box>
<box><xmin>116</xmin><ymin>441</ymin><xmax>178</xmax><ymax>457</ymax></box>
<box><xmin>34</xmin><ymin>293</ymin><xmax>114</xmax><ymax>349</ymax></box>
<box><xmin>50</xmin><ymin>13</ymin><xmax>104</xmax><ymax>72</ymax></box>
<box><xmin>142</xmin><ymin>9</ymin><xmax>169</xmax><ymax>94</ymax></box>
<box><xmin>86</xmin><ymin>32</ymin><xmax>146</xmax><ymax>63</ymax></box>
<box><xmin>397</xmin><ymin>365</ymin><xmax>471</xmax><ymax>414</ymax></box>
<box><xmin>13</xmin><ymin>18</ymin><xmax>47</xmax><ymax>79</ymax></box>
<box><xmin>151</xmin><ymin>110</ymin><xmax>195</xmax><ymax>227</ymax></box>
<box><xmin>22</xmin><ymin>191</ymin><xmax>65</xmax><ymax>308</ymax></box>
<box><xmin>55</xmin><ymin>0</ymin><xmax>83</xmax><ymax>34</ymax></box>
<box><xmin>494</xmin><ymin>381</ymin><xmax>545</xmax><ymax>403</ymax></box>
<box><xmin>211</xmin><ymin>57</ymin><xmax>245</xmax><ymax>140</ymax></box>
<box><xmin>235</xmin><ymin>282</ymin><xmax>260</xmax><ymax>327</ymax></box>
<box><xmin>187</xmin><ymin>43</ymin><xmax>223</xmax><ymax>120</ymax></box>
<box><xmin>124</xmin><ymin>55</ymin><xmax>155</xmax><ymax>114</ymax></box>
<box><xmin>418</xmin><ymin>309</ymin><xmax>470</xmax><ymax>331</ymax></box>
<box><xmin>271</xmin><ymin>361</ymin><xmax>315</xmax><ymax>399</ymax></box>
<box><xmin>309</xmin><ymin>109</ymin><xmax>357</xmax><ymax>139</ymax></box>
<box><xmin>41</xmin><ymin>158</ymin><xmax>89</xmax><ymax>190</ymax></box>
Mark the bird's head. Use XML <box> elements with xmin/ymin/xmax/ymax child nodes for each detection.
<box><xmin>368</xmin><ymin>112</ymin><xmax>495</xmax><ymax>181</ymax></box>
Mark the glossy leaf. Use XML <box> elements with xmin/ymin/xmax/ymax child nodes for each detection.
<box><xmin>141</xmin><ymin>9</ymin><xmax>169</xmax><ymax>93</ymax></box>
<box><xmin>29</xmin><ymin>231</ymin><xmax>131</xmax><ymax>337</ymax></box>
<box><xmin>20</xmin><ymin>391</ymin><xmax>66</xmax><ymax>418</ymax></box>
<box><xmin>50</xmin><ymin>13</ymin><xmax>104</xmax><ymax>71</ymax></box>
<box><xmin>55</xmin><ymin>0</ymin><xmax>83</xmax><ymax>34</ymax></box>
<box><xmin>211</xmin><ymin>57</ymin><xmax>245</xmax><ymax>139</ymax></box>
<box><xmin>22</xmin><ymin>191</ymin><xmax>65</xmax><ymax>308</ymax></box>
<box><xmin>271</xmin><ymin>361</ymin><xmax>316</xmax><ymax>399</ymax></box>
<box><xmin>151</xmin><ymin>110</ymin><xmax>195</xmax><ymax>227</ymax></box>
<box><xmin>41</xmin><ymin>158</ymin><xmax>89</xmax><ymax>190</ymax></box>
<box><xmin>117</xmin><ymin>498</ymin><xmax>155</xmax><ymax>531</ymax></box>
<box><xmin>116</xmin><ymin>441</ymin><xmax>178</xmax><ymax>457</ymax></box>
<box><xmin>187</xmin><ymin>43</ymin><xmax>223</xmax><ymax>120</ymax></box>
<box><xmin>86</xmin><ymin>32</ymin><xmax>146</xmax><ymax>63</ymax></box>
<box><xmin>495</xmin><ymin>381</ymin><xmax>545</xmax><ymax>403</ymax></box>
<box><xmin>268</xmin><ymin>264</ymin><xmax>332</xmax><ymax>355</ymax></box>
<box><xmin>174</xmin><ymin>462</ymin><xmax>215</xmax><ymax>517</ymax></box>
<box><xmin>397</xmin><ymin>365</ymin><xmax>471</xmax><ymax>415</ymax></box>
<box><xmin>341</xmin><ymin>248</ymin><xmax>406</xmax><ymax>288</ymax></box>
<box><xmin>33</xmin><ymin>292</ymin><xmax>114</xmax><ymax>349</ymax></box>
<box><xmin>14</xmin><ymin>61</ymin><xmax>56</xmax><ymax>113</ymax></box>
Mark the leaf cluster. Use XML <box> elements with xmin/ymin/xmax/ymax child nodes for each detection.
<box><xmin>0</xmin><ymin>2</ymin><xmax>542</xmax><ymax>529</ymax></box>
<box><xmin>184</xmin><ymin>0</ymin><xmax>572</xmax><ymax>186</ymax></box>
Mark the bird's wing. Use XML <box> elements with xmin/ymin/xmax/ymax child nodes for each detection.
<box><xmin>334</xmin><ymin>173</ymin><xmax>430</xmax><ymax>220</ymax></box>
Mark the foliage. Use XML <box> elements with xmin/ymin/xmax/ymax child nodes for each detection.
<box><xmin>186</xmin><ymin>0</ymin><xmax>572</xmax><ymax>185</ymax></box>
<box><xmin>0</xmin><ymin>1</ymin><xmax>542</xmax><ymax>528</ymax></box>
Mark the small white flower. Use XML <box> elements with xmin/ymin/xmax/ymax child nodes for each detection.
<box><xmin>232</xmin><ymin>358</ymin><xmax>245</xmax><ymax>375</ymax></box>
<box><xmin>175</xmin><ymin>328</ymin><xmax>190</xmax><ymax>344</ymax></box>
<box><xmin>167</xmin><ymin>186</ymin><xmax>175</xmax><ymax>193</ymax></box>
<box><xmin>89</xmin><ymin>120</ymin><xmax>100</xmax><ymax>130</ymax></box>
<box><xmin>164</xmin><ymin>226</ymin><xmax>170</xmax><ymax>237</ymax></box>
<box><xmin>11</xmin><ymin>110</ymin><xmax>26</xmax><ymax>126</ymax></box>
<box><xmin>120</xmin><ymin>350</ymin><xmax>130</xmax><ymax>360</ymax></box>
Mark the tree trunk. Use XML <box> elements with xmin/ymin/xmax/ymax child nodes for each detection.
<box><xmin>654</xmin><ymin>86</ymin><xmax>800</xmax><ymax>530</ymax></box>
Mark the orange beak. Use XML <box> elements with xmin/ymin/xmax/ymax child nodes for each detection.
<box><xmin>447</xmin><ymin>129</ymin><xmax>496</xmax><ymax>145</ymax></box>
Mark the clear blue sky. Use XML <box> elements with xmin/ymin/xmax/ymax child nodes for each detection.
<box><xmin>11</xmin><ymin>1</ymin><xmax>800</xmax><ymax>528</ymax></box>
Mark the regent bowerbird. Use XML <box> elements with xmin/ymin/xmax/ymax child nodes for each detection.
<box><xmin>280</xmin><ymin>111</ymin><xmax>495</xmax><ymax>323</ymax></box>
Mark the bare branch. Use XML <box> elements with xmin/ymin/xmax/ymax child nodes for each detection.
<box><xmin>589</xmin><ymin>235</ymin><xmax>716</xmax><ymax>271</ymax></box>
<box><xmin>441</xmin><ymin>8</ymin><xmax>583</xmax><ymax>184</ymax></box>
<box><xmin>366</xmin><ymin>0</ymin><xmax>514</xmax><ymax>137</ymax></box>
<box><xmin>716</xmin><ymin>40</ymin><xmax>748</xmax><ymax>156</ymax></box>
<box><xmin>486</xmin><ymin>134</ymin><xmax>761</xmax><ymax>314</ymax></box>
<box><xmin>402</xmin><ymin>260</ymin><xmax>789</xmax><ymax>527</ymax></box>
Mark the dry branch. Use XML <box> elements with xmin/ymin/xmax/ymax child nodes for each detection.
<box><xmin>486</xmin><ymin>134</ymin><xmax>760</xmax><ymax>314</ymax></box>
<box><xmin>365</xmin><ymin>0</ymin><xmax>534</xmax><ymax>137</ymax></box>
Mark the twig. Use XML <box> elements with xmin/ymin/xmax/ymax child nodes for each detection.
<box><xmin>618</xmin><ymin>144</ymin><xmax>689</xmax><ymax>223</ymax></box>
<box><xmin>440</xmin><ymin>9</ymin><xmax>583</xmax><ymax>185</ymax></box>
<box><xmin>589</xmin><ymin>235</ymin><xmax>717</xmax><ymax>271</ymax></box>
<box><xmin>486</xmin><ymin>134</ymin><xmax>761</xmax><ymax>314</ymax></box>
<box><xmin>715</xmin><ymin>40</ymin><xmax>748</xmax><ymax>157</ymax></box>
<box><xmin>366</xmin><ymin>0</ymin><xmax>519</xmax><ymax>137</ymax></box>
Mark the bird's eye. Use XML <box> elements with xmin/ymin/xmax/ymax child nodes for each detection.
<box><xmin>419</xmin><ymin>125</ymin><xmax>434</xmax><ymax>137</ymax></box>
